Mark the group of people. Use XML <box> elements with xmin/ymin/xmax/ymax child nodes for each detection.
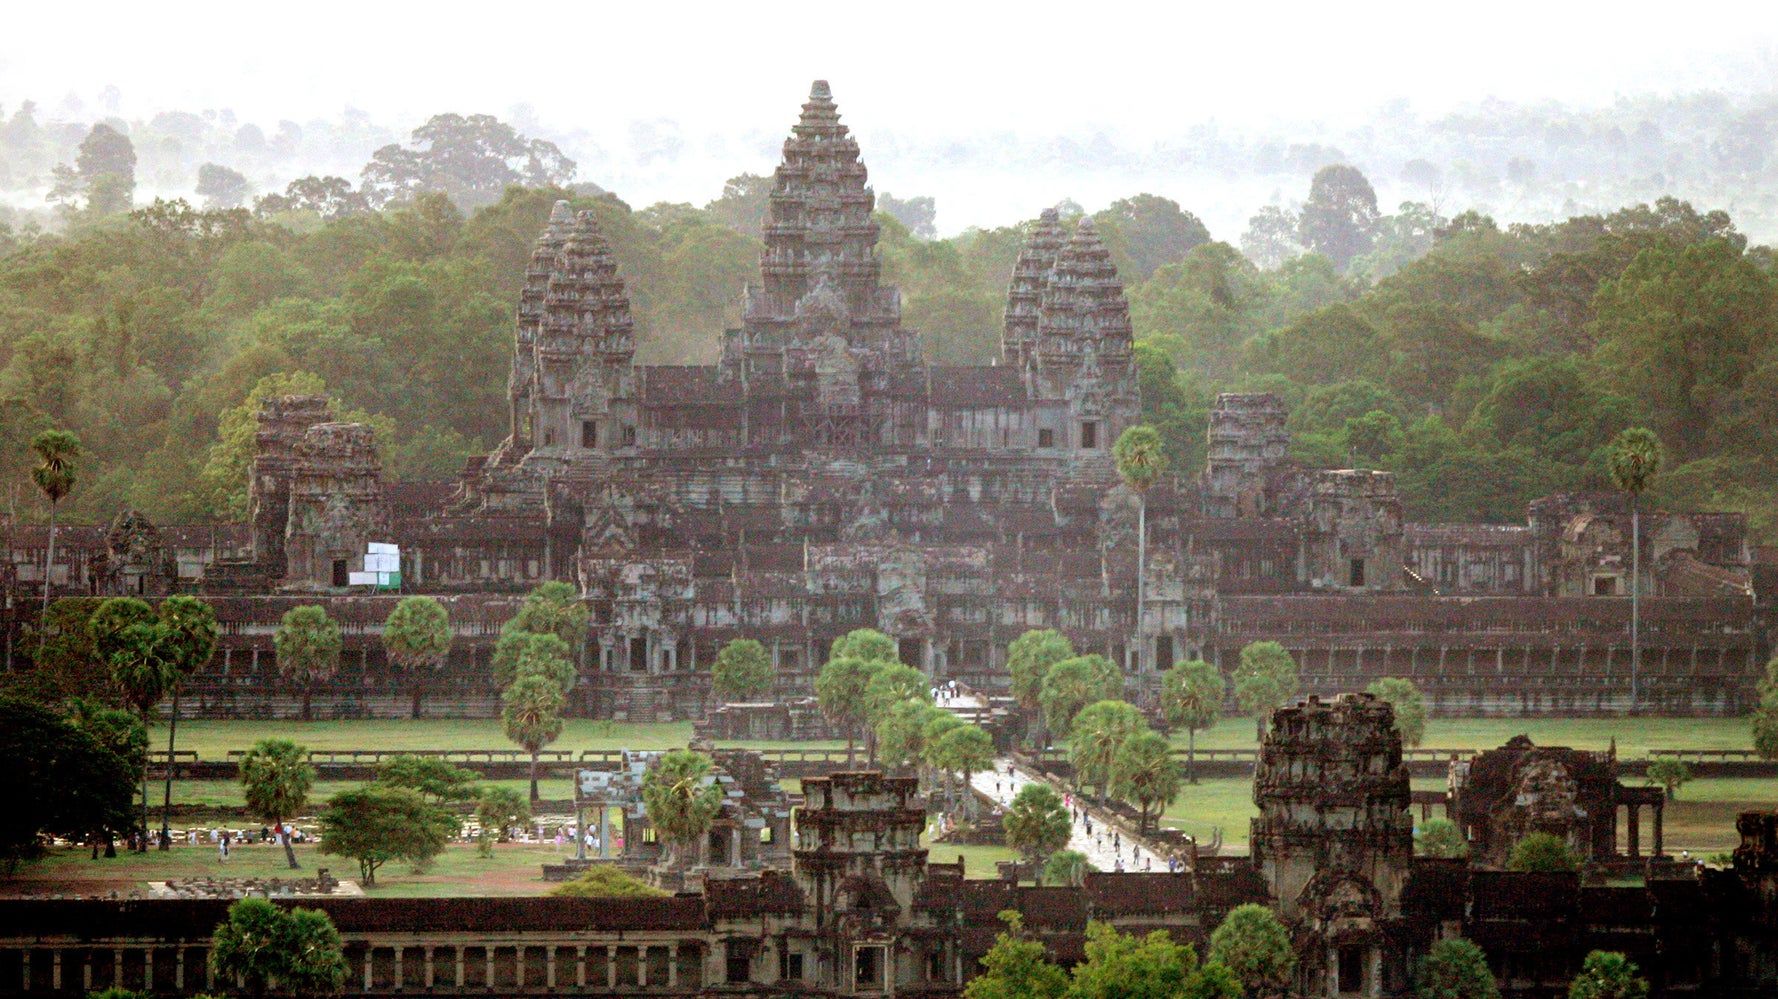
<box><xmin>931</xmin><ymin>679</ymin><xmax>966</xmax><ymax>705</ymax></box>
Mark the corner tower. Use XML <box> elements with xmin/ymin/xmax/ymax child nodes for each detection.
<box><xmin>506</xmin><ymin>204</ymin><xmax>636</xmax><ymax>459</ymax></box>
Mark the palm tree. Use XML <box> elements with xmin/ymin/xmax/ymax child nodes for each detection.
<box><xmin>239</xmin><ymin>739</ymin><xmax>315</xmax><ymax>869</ymax></box>
<box><xmin>639</xmin><ymin>750</ymin><xmax>723</xmax><ymax>868</ymax></box>
<box><xmin>274</xmin><ymin>605</ymin><xmax>342</xmax><ymax>721</ymax></box>
<box><xmin>1114</xmin><ymin>426</ymin><xmax>1167</xmax><ymax>672</ymax></box>
<box><xmin>382</xmin><ymin>596</ymin><xmax>453</xmax><ymax>718</ymax></box>
<box><xmin>1607</xmin><ymin>428</ymin><xmax>1662</xmax><ymax>715</ymax></box>
<box><xmin>156</xmin><ymin>596</ymin><xmax>217</xmax><ymax>849</ymax></box>
<box><xmin>502</xmin><ymin>674</ymin><xmax>564</xmax><ymax>801</ymax></box>
<box><xmin>92</xmin><ymin>597</ymin><xmax>170</xmax><ymax>851</ymax></box>
<box><xmin>29</xmin><ymin>430</ymin><xmax>81</xmax><ymax>617</ymax></box>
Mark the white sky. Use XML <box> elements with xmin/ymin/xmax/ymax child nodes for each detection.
<box><xmin>4</xmin><ymin>1</ymin><xmax>1776</xmax><ymax>233</ymax></box>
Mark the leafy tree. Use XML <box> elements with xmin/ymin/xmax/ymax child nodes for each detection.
<box><xmin>507</xmin><ymin>580</ymin><xmax>590</xmax><ymax>650</ymax></box>
<box><xmin>1506</xmin><ymin>832</ymin><xmax>1580</xmax><ymax>872</ymax></box>
<box><xmin>1417</xmin><ymin>817</ymin><xmax>1470</xmax><ymax>859</ymax></box>
<box><xmin>274</xmin><ymin>605</ymin><xmax>341</xmax><ymax>721</ymax></box>
<box><xmin>1299</xmin><ymin>164</ymin><xmax>1380</xmax><ymax>271</ymax></box>
<box><xmin>548</xmin><ymin>865</ymin><xmax>669</xmax><ymax>898</ymax></box>
<box><xmin>1415</xmin><ymin>938</ymin><xmax>1500</xmax><ymax>999</ymax></box>
<box><xmin>704</xmin><ymin>173</ymin><xmax>772</xmax><ymax>237</ymax></box>
<box><xmin>1115</xmin><ymin>424</ymin><xmax>1168</xmax><ymax>666</ymax></box>
<box><xmin>253</xmin><ymin>175</ymin><xmax>369</xmax><ymax>219</ymax></box>
<box><xmin>1240</xmin><ymin>205</ymin><xmax>1302</xmax><ymax>270</ymax></box>
<box><xmin>1041</xmin><ymin>849</ymin><xmax>1096</xmax><ymax>887</ymax></box>
<box><xmin>383</xmin><ymin>596</ymin><xmax>453</xmax><ymax>718</ymax></box>
<box><xmin>1644</xmin><ymin>758</ymin><xmax>1692</xmax><ymax>800</ymax></box>
<box><xmin>1112</xmin><ymin>729</ymin><xmax>1182</xmax><ymax>833</ymax></box>
<box><xmin>48</xmin><ymin>123</ymin><xmax>136</xmax><ymax>215</ymax></box>
<box><xmin>1008</xmin><ymin>629</ymin><xmax>1075</xmax><ymax>743</ymax></box>
<box><xmin>878</xmin><ymin>192</ymin><xmax>938</xmax><ymax>240</ymax></box>
<box><xmin>361</xmin><ymin>113</ymin><xmax>575</xmax><ymax>210</ymax></box>
<box><xmin>154</xmin><ymin>595</ymin><xmax>217</xmax><ymax>848</ymax></box>
<box><xmin>640</xmin><ymin>749</ymin><xmax>723</xmax><ymax>868</ymax></box>
<box><xmin>93</xmin><ymin>597</ymin><xmax>172</xmax><ymax>850</ymax></box>
<box><xmin>830</xmin><ymin>627</ymin><xmax>901</xmax><ymax>664</ymax></box>
<box><xmin>1207</xmin><ymin>903</ymin><xmax>1297</xmax><ymax>998</ymax></box>
<box><xmin>195</xmin><ymin>164</ymin><xmax>252</xmax><ymax>209</ymax></box>
<box><xmin>1161</xmin><ymin>659</ymin><xmax>1224</xmax><ymax>783</ymax></box>
<box><xmin>1231</xmin><ymin>641</ymin><xmax>1299</xmax><ymax>737</ymax></box>
<box><xmin>375</xmin><ymin>755</ymin><xmax>478</xmax><ymax>805</ymax></box>
<box><xmin>1606</xmin><ymin>428</ymin><xmax>1662</xmax><ymax>713</ymax></box>
<box><xmin>925</xmin><ymin>724</ymin><xmax>994</xmax><ymax>816</ymax></box>
<box><xmin>875</xmin><ymin>699</ymin><xmax>945</xmax><ymax>774</ymax></box>
<box><xmin>29</xmin><ymin>429</ymin><xmax>80</xmax><ymax>615</ymax></box>
<box><xmin>1753</xmin><ymin>676</ymin><xmax>1778</xmax><ymax>760</ymax></box>
<box><xmin>240</xmin><ymin>739</ymin><xmax>314</xmax><ymax>869</ymax></box>
<box><xmin>491</xmin><ymin>628</ymin><xmax>575</xmax><ymax>691</ymax></box>
<box><xmin>1040</xmin><ymin>654</ymin><xmax>1123</xmax><ymax>738</ymax></box>
<box><xmin>1093</xmin><ymin>194</ymin><xmax>1212</xmax><ymax>281</ymax></box>
<box><xmin>474</xmin><ymin>786</ymin><xmax>531</xmax><ymax>843</ymax></box>
<box><xmin>1003</xmin><ymin>782</ymin><xmax>1071</xmax><ymax>881</ymax></box>
<box><xmin>318</xmin><ymin>785</ymin><xmax>456</xmax><ymax>885</ymax></box>
<box><xmin>501</xmin><ymin>673</ymin><xmax>564</xmax><ymax>801</ymax></box>
<box><xmin>1366</xmin><ymin>677</ymin><xmax>1428</xmax><ymax>747</ymax></box>
<box><xmin>710</xmin><ymin>638</ymin><xmax>775</xmax><ymax>702</ymax></box>
<box><xmin>65</xmin><ymin>700</ymin><xmax>147</xmax><ymax>857</ymax></box>
<box><xmin>863</xmin><ymin>663</ymin><xmax>931</xmax><ymax>727</ymax></box>
<box><xmin>208</xmin><ymin>897</ymin><xmax>347</xmax><ymax>999</ymax></box>
<box><xmin>1566</xmin><ymin>951</ymin><xmax>1649</xmax><ymax>999</ymax></box>
<box><xmin>1068</xmin><ymin>700</ymin><xmax>1147</xmax><ymax>797</ymax></box>
<box><xmin>0</xmin><ymin>697</ymin><xmax>136</xmax><ymax>867</ymax></box>
<box><xmin>963</xmin><ymin>911</ymin><xmax>1069</xmax><ymax>999</ymax></box>
<box><xmin>816</xmin><ymin>655</ymin><xmax>885</xmax><ymax>765</ymax></box>
<box><xmin>1068</xmin><ymin>921</ymin><xmax>1241</xmax><ymax>999</ymax></box>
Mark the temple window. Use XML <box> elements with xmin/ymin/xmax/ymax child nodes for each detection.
<box><xmin>1038</xmin><ymin>428</ymin><xmax>1055</xmax><ymax>448</ymax></box>
<box><xmin>1080</xmin><ymin>421</ymin><xmax>1098</xmax><ymax>449</ymax></box>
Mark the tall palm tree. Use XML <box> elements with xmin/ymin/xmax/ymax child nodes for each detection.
<box><xmin>1607</xmin><ymin>428</ymin><xmax>1662</xmax><ymax>716</ymax></box>
<box><xmin>1114</xmin><ymin>426</ymin><xmax>1167</xmax><ymax>672</ymax></box>
<box><xmin>29</xmin><ymin>430</ymin><xmax>81</xmax><ymax>617</ymax></box>
<box><xmin>156</xmin><ymin>596</ymin><xmax>217</xmax><ymax>849</ymax></box>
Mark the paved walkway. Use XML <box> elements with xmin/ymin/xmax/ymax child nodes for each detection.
<box><xmin>967</xmin><ymin>757</ymin><xmax>1166</xmax><ymax>874</ymax></box>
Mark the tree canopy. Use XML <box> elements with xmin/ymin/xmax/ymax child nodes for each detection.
<box><xmin>318</xmin><ymin>785</ymin><xmax>457</xmax><ymax>885</ymax></box>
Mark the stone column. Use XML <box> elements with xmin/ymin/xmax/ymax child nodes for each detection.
<box><xmin>547</xmin><ymin>945</ymin><xmax>557</xmax><ymax>990</ymax></box>
<box><xmin>363</xmin><ymin>948</ymin><xmax>374</xmax><ymax>991</ymax></box>
<box><xmin>668</xmin><ymin>944</ymin><xmax>679</xmax><ymax>988</ymax></box>
<box><xmin>1627</xmin><ymin>804</ymin><xmax>1641</xmax><ymax>858</ymax></box>
<box><xmin>175</xmin><ymin>947</ymin><xmax>184</xmax><ymax>990</ymax></box>
<box><xmin>576</xmin><ymin>946</ymin><xmax>587</xmax><ymax>988</ymax></box>
<box><xmin>638</xmin><ymin>946</ymin><xmax>649</xmax><ymax>987</ymax></box>
<box><xmin>423</xmin><ymin>946</ymin><xmax>435</xmax><ymax>988</ymax></box>
<box><xmin>454</xmin><ymin>946</ymin><xmax>465</xmax><ymax>987</ymax></box>
<box><xmin>51</xmin><ymin>949</ymin><xmax>61</xmax><ymax>991</ymax></box>
<box><xmin>485</xmin><ymin>947</ymin><xmax>494</xmax><ymax>987</ymax></box>
<box><xmin>606</xmin><ymin>945</ymin><xmax>617</xmax><ymax>989</ymax></box>
<box><xmin>143</xmin><ymin>948</ymin><xmax>153</xmax><ymax>992</ymax></box>
<box><xmin>393</xmin><ymin>946</ymin><xmax>403</xmax><ymax>990</ymax></box>
<box><xmin>514</xmin><ymin>946</ymin><xmax>526</xmax><ymax>991</ymax></box>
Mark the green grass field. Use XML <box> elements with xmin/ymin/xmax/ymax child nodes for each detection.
<box><xmin>1177</xmin><ymin>716</ymin><xmax>1759</xmax><ymax>756</ymax></box>
<box><xmin>166</xmin><ymin>719</ymin><xmax>835</xmax><ymax>758</ymax></box>
<box><xmin>12</xmin><ymin>715</ymin><xmax>1770</xmax><ymax>896</ymax></box>
<box><xmin>13</xmin><ymin>839</ymin><xmax>578</xmax><ymax>898</ymax></box>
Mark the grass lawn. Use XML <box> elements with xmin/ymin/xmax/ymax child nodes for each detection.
<box><xmin>164</xmin><ymin>719</ymin><xmax>844</xmax><ymax>760</ymax></box>
<box><xmin>1179</xmin><ymin>716</ymin><xmax>1758</xmax><ymax>756</ymax></box>
<box><xmin>3</xmin><ymin>840</ymin><xmax>573</xmax><ymax>899</ymax></box>
<box><xmin>1153</xmin><ymin>776</ymin><xmax>1772</xmax><ymax>858</ymax></box>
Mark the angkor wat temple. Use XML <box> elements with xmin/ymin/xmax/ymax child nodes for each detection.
<box><xmin>0</xmin><ymin>82</ymin><xmax>1767</xmax><ymax>719</ymax></box>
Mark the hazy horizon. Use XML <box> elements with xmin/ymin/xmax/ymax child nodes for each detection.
<box><xmin>5</xmin><ymin>1</ymin><xmax>1778</xmax><ymax>237</ymax></box>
